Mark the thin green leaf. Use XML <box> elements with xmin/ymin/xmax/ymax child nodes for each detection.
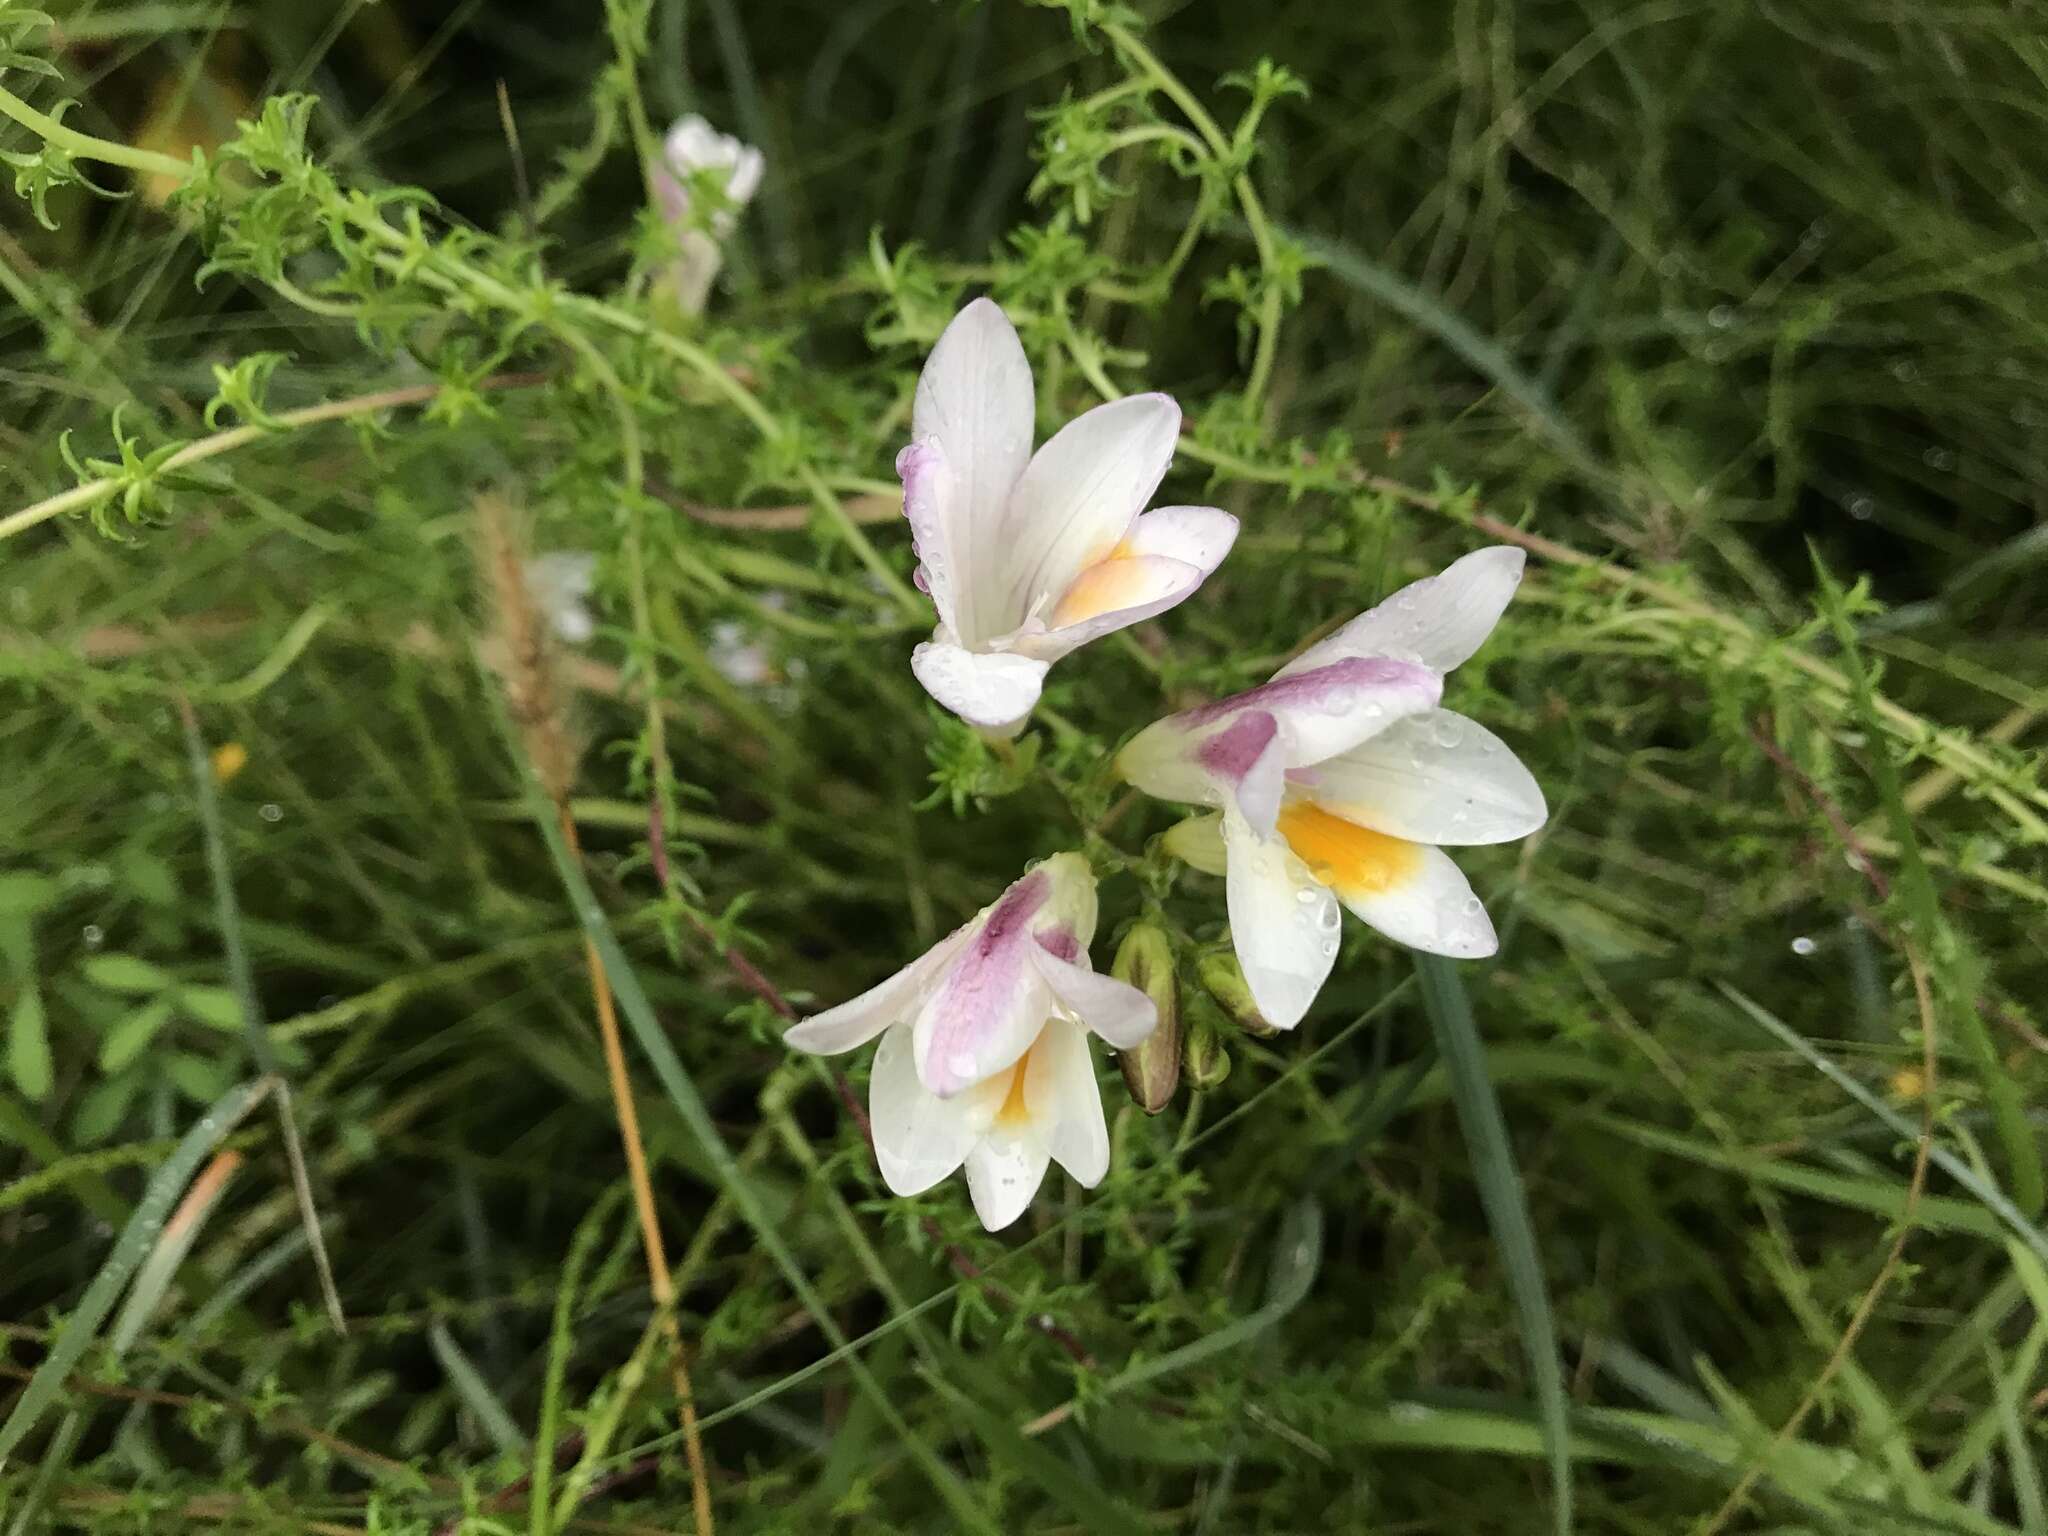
<box><xmin>8</xmin><ymin>985</ymin><xmax>50</xmax><ymax>1102</ymax></box>
<box><xmin>1414</xmin><ymin>952</ymin><xmax>1573</xmax><ymax>1536</ymax></box>
<box><xmin>98</xmin><ymin>996</ymin><xmax>175</xmax><ymax>1073</ymax></box>
<box><xmin>430</xmin><ymin>1320</ymin><xmax>528</xmax><ymax>1458</ymax></box>
<box><xmin>82</xmin><ymin>953</ymin><xmax>172</xmax><ymax>995</ymax></box>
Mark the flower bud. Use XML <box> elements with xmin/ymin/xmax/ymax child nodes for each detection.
<box><xmin>1182</xmin><ymin>1010</ymin><xmax>1231</xmax><ymax>1090</ymax></box>
<box><xmin>1197</xmin><ymin>950</ymin><xmax>1281</xmax><ymax>1038</ymax></box>
<box><xmin>1111</xmin><ymin>922</ymin><xmax>1181</xmax><ymax>1113</ymax></box>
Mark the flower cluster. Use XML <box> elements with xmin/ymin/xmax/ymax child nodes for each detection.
<box><xmin>786</xmin><ymin>295</ymin><xmax>1548</xmax><ymax>1229</ymax></box>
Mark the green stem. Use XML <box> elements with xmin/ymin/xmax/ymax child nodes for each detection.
<box><xmin>0</xmin><ymin>379</ymin><xmax>535</xmax><ymax>545</ymax></box>
<box><xmin>1101</xmin><ymin>23</ymin><xmax>1285</xmax><ymax>412</ymax></box>
<box><xmin>0</xmin><ymin>81</ymin><xmax>190</xmax><ymax>180</ymax></box>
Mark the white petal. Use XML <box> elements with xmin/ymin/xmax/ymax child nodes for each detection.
<box><xmin>965</xmin><ymin>1124</ymin><xmax>1052</xmax><ymax>1231</ymax></box>
<box><xmin>1179</xmin><ymin>658</ymin><xmax>1443</xmax><ymax>770</ymax></box>
<box><xmin>1030</xmin><ymin>1018</ymin><xmax>1109</xmax><ymax>1187</ymax></box>
<box><xmin>1298</xmin><ymin>711</ymin><xmax>1547</xmax><ymax>847</ymax></box>
<box><xmin>1162</xmin><ymin>812</ymin><xmax>1228</xmax><ymax>876</ymax></box>
<box><xmin>1029</xmin><ymin>942</ymin><xmax>1157</xmax><ymax>1049</ymax></box>
<box><xmin>910</xmin><ymin>865</ymin><xmax>1056</xmax><ymax>1096</ymax></box>
<box><xmin>869</xmin><ymin>1024</ymin><xmax>976</xmax><ymax>1196</ymax></box>
<box><xmin>1278</xmin><ymin>546</ymin><xmax>1526</xmax><ymax>679</ymax></box>
<box><xmin>911</xmin><ymin>640</ymin><xmax>1047</xmax><ymax>731</ymax></box>
<box><xmin>913</xmin><ymin>299</ymin><xmax>1035</xmax><ymax>645</ymax></box>
<box><xmin>1223</xmin><ymin>806</ymin><xmax>1339</xmax><ymax>1031</ymax></box>
<box><xmin>1001</xmin><ymin>393</ymin><xmax>1180</xmax><ymax>623</ymax></box>
<box><xmin>1121</xmin><ymin>505</ymin><xmax>1239</xmax><ymax>574</ymax></box>
<box><xmin>897</xmin><ymin>438</ymin><xmax>960</xmax><ymax>635</ymax></box>
<box><xmin>783</xmin><ymin>927</ymin><xmax>969</xmax><ymax>1055</ymax></box>
<box><xmin>1333</xmin><ymin>843</ymin><xmax>1498</xmax><ymax>959</ymax></box>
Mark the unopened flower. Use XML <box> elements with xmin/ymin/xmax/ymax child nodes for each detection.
<box><xmin>1110</xmin><ymin>922</ymin><xmax>1181</xmax><ymax>1113</ymax></box>
<box><xmin>653</xmin><ymin>115</ymin><xmax>765</xmax><ymax>313</ymax></box>
<box><xmin>1121</xmin><ymin>547</ymin><xmax>1547</xmax><ymax>1029</ymax></box>
<box><xmin>900</xmin><ymin>299</ymin><xmax>1239</xmax><ymax>735</ymax></box>
<box><xmin>784</xmin><ymin>852</ymin><xmax>1156</xmax><ymax>1230</ymax></box>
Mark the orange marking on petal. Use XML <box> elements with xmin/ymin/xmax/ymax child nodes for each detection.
<box><xmin>994</xmin><ymin>1050</ymin><xmax>1036</xmax><ymax>1128</ymax></box>
<box><xmin>1277</xmin><ymin>799</ymin><xmax>1423</xmax><ymax>896</ymax></box>
<box><xmin>1050</xmin><ymin>553</ymin><xmax>1154</xmax><ymax>628</ymax></box>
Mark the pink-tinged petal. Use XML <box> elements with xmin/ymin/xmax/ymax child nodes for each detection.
<box><xmin>897</xmin><ymin>438</ymin><xmax>960</xmax><ymax>634</ymax></box>
<box><xmin>1187</xmin><ymin>658</ymin><xmax>1443</xmax><ymax>768</ymax></box>
<box><xmin>1299</xmin><ymin>710</ymin><xmax>1547</xmax><ymax>847</ymax></box>
<box><xmin>913</xmin><ymin>299</ymin><xmax>1035</xmax><ymax>645</ymax></box>
<box><xmin>1001</xmin><ymin>393</ymin><xmax>1181</xmax><ymax>624</ymax></box>
<box><xmin>964</xmin><ymin>1126</ymin><xmax>1052</xmax><ymax>1231</ymax></box>
<box><xmin>868</xmin><ymin>1024</ymin><xmax>976</xmax><ymax>1196</ymax></box>
<box><xmin>911</xmin><ymin>640</ymin><xmax>1048</xmax><ymax>731</ymax></box>
<box><xmin>1329</xmin><ymin>841</ymin><xmax>1498</xmax><ymax>959</ymax></box>
<box><xmin>1030</xmin><ymin>1017</ymin><xmax>1109</xmax><ymax>1187</ymax></box>
<box><xmin>1121</xmin><ymin>505</ymin><xmax>1239</xmax><ymax>575</ymax></box>
<box><xmin>1277</xmin><ymin>546</ymin><xmax>1526</xmax><ymax>680</ymax></box>
<box><xmin>783</xmin><ymin>927</ymin><xmax>971</xmax><ymax>1056</ymax></box>
<box><xmin>912</xmin><ymin>868</ymin><xmax>1052</xmax><ymax>1096</ymax></box>
<box><xmin>1030</xmin><ymin>939</ymin><xmax>1156</xmax><ymax>1049</ymax></box>
<box><xmin>1027</xmin><ymin>851</ymin><xmax>1103</xmax><ymax>953</ymax></box>
<box><xmin>1117</xmin><ymin>707</ymin><xmax>1283</xmax><ymax>831</ymax></box>
<box><xmin>1222</xmin><ymin>807</ymin><xmax>1339</xmax><ymax>1031</ymax></box>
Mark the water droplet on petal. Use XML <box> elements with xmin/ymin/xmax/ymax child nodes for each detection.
<box><xmin>1790</xmin><ymin>935</ymin><xmax>1816</xmax><ymax>956</ymax></box>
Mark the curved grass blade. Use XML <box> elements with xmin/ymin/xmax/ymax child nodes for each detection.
<box><xmin>1414</xmin><ymin>953</ymin><xmax>1573</xmax><ymax>1536</ymax></box>
<box><xmin>0</xmin><ymin>1076</ymin><xmax>270</xmax><ymax>1466</ymax></box>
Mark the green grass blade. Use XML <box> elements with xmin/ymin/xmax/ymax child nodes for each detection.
<box><xmin>0</xmin><ymin>1076</ymin><xmax>270</xmax><ymax>1466</ymax></box>
<box><xmin>430</xmin><ymin>1320</ymin><xmax>528</xmax><ymax>1458</ymax></box>
<box><xmin>1104</xmin><ymin>1198</ymin><xmax>1322</xmax><ymax>1398</ymax></box>
<box><xmin>180</xmin><ymin>698</ymin><xmax>345</xmax><ymax>1333</ymax></box>
<box><xmin>1719</xmin><ymin>983</ymin><xmax>2048</xmax><ymax>1269</ymax></box>
<box><xmin>1414</xmin><ymin>953</ymin><xmax>1573</xmax><ymax>1536</ymax></box>
<box><xmin>522</xmin><ymin>771</ymin><xmax>1000</xmax><ymax>1536</ymax></box>
<box><xmin>923</xmin><ymin>1372</ymin><xmax>1153</xmax><ymax>1536</ymax></box>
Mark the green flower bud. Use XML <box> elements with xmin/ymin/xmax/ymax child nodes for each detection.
<box><xmin>1183</xmin><ymin>1009</ymin><xmax>1232</xmax><ymax>1090</ymax></box>
<box><xmin>1197</xmin><ymin>949</ymin><xmax>1280</xmax><ymax>1038</ymax></box>
<box><xmin>1111</xmin><ymin>922</ymin><xmax>1181</xmax><ymax>1113</ymax></box>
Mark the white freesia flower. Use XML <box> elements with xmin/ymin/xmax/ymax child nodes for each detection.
<box><xmin>653</xmin><ymin>115</ymin><xmax>765</xmax><ymax>313</ymax></box>
<box><xmin>899</xmin><ymin>299</ymin><xmax>1240</xmax><ymax>735</ymax></box>
<box><xmin>784</xmin><ymin>852</ymin><xmax>1157</xmax><ymax>1230</ymax></box>
<box><xmin>1120</xmin><ymin>547</ymin><xmax>1547</xmax><ymax>1029</ymax></box>
<box><xmin>525</xmin><ymin>552</ymin><xmax>597</xmax><ymax>644</ymax></box>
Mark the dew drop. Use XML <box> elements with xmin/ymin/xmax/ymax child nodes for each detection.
<box><xmin>1462</xmin><ymin>897</ymin><xmax>1483</xmax><ymax>916</ymax></box>
<box><xmin>258</xmin><ymin>802</ymin><xmax>284</xmax><ymax>823</ymax></box>
<box><xmin>1707</xmin><ymin>304</ymin><xmax>1735</xmax><ymax>329</ymax></box>
<box><xmin>1848</xmin><ymin>495</ymin><xmax>1876</xmax><ymax>521</ymax></box>
<box><xmin>1319</xmin><ymin>939</ymin><xmax>1338</xmax><ymax>958</ymax></box>
<box><xmin>1923</xmin><ymin>447</ymin><xmax>1956</xmax><ymax>471</ymax></box>
<box><xmin>1294</xmin><ymin>888</ymin><xmax>1317</xmax><ymax>905</ymax></box>
<box><xmin>1431</xmin><ymin>715</ymin><xmax>1466</xmax><ymax>749</ymax></box>
<box><xmin>1790</xmin><ymin>935</ymin><xmax>1816</xmax><ymax>956</ymax></box>
<box><xmin>82</xmin><ymin>923</ymin><xmax>105</xmax><ymax>949</ymax></box>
